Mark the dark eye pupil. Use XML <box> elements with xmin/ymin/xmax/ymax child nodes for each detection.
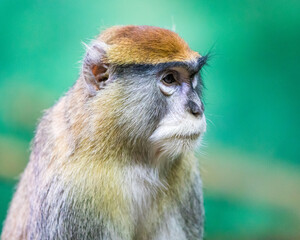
<box><xmin>163</xmin><ymin>74</ymin><xmax>175</xmax><ymax>84</ymax></box>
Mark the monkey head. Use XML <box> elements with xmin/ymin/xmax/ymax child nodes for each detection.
<box><xmin>81</xmin><ymin>25</ymin><xmax>207</xmax><ymax>161</ymax></box>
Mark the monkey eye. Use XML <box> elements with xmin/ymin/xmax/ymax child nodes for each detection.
<box><xmin>159</xmin><ymin>71</ymin><xmax>179</xmax><ymax>96</ymax></box>
<box><xmin>162</xmin><ymin>73</ymin><xmax>176</xmax><ymax>85</ymax></box>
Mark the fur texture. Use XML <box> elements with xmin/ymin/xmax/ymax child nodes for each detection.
<box><xmin>99</xmin><ymin>25</ymin><xmax>200</xmax><ymax>65</ymax></box>
<box><xmin>1</xmin><ymin>25</ymin><xmax>206</xmax><ymax>240</ymax></box>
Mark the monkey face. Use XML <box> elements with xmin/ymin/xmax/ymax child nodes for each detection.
<box><xmin>82</xmin><ymin>30</ymin><xmax>207</xmax><ymax>160</ymax></box>
<box><xmin>149</xmin><ymin>64</ymin><xmax>206</xmax><ymax>158</ymax></box>
<box><xmin>110</xmin><ymin>59</ymin><xmax>206</xmax><ymax>159</ymax></box>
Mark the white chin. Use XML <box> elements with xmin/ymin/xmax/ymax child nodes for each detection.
<box><xmin>152</xmin><ymin>136</ymin><xmax>202</xmax><ymax>159</ymax></box>
<box><xmin>149</xmin><ymin>115</ymin><xmax>206</xmax><ymax>158</ymax></box>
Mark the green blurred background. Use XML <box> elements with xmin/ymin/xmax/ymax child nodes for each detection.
<box><xmin>0</xmin><ymin>0</ymin><xmax>299</xmax><ymax>239</ymax></box>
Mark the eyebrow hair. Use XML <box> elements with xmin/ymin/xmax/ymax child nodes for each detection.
<box><xmin>194</xmin><ymin>55</ymin><xmax>209</xmax><ymax>72</ymax></box>
<box><xmin>156</xmin><ymin>55</ymin><xmax>208</xmax><ymax>74</ymax></box>
<box><xmin>114</xmin><ymin>55</ymin><xmax>209</xmax><ymax>75</ymax></box>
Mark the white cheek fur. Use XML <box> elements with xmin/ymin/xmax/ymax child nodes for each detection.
<box><xmin>149</xmin><ymin>111</ymin><xmax>206</xmax><ymax>158</ymax></box>
<box><xmin>150</xmin><ymin>113</ymin><xmax>206</xmax><ymax>141</ymax></box>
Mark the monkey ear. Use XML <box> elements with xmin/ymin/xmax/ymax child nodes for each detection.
<box><xmin>82</xmin><ymin>41</ymin><xmax>110</xmax><ymax>96</ymax></box>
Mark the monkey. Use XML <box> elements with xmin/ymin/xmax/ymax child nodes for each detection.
<box><xmin>1</xmin><ymin>25</ymin><xmax>208</xmax><ymax>240</ymax></box>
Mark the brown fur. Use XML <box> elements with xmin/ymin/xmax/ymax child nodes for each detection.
<box><xmin>99</xmin><ymin>25</ymin><xmax>200</xmax><ymax>65</ymax></box>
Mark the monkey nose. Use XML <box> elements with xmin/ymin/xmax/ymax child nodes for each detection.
<box><xmin>187</xmin><ymin>100</ymin><xmax>204</xmax><ymax>118</ymax></box>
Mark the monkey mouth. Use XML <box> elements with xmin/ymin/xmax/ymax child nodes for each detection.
<box><xmin>169</xmin><ymin>133</ymin><xmax>201</xmax><ymax>141</ymax></box>
<box><xmin>152</xmin><ymin>132</ymin><xmax>202</xmax><ymax>158</ymax></box>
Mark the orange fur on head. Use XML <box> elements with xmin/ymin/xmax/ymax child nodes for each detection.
<box><xmin>98</xmin><ymin>25</ymin><xmax>200</xmax><ymax>65</ymax></box>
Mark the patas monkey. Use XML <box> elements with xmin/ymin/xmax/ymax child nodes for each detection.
<box><xmin>2</xmin><ymin>25</ymin><xmax>208</xmax><ymax>240</ymax></box>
